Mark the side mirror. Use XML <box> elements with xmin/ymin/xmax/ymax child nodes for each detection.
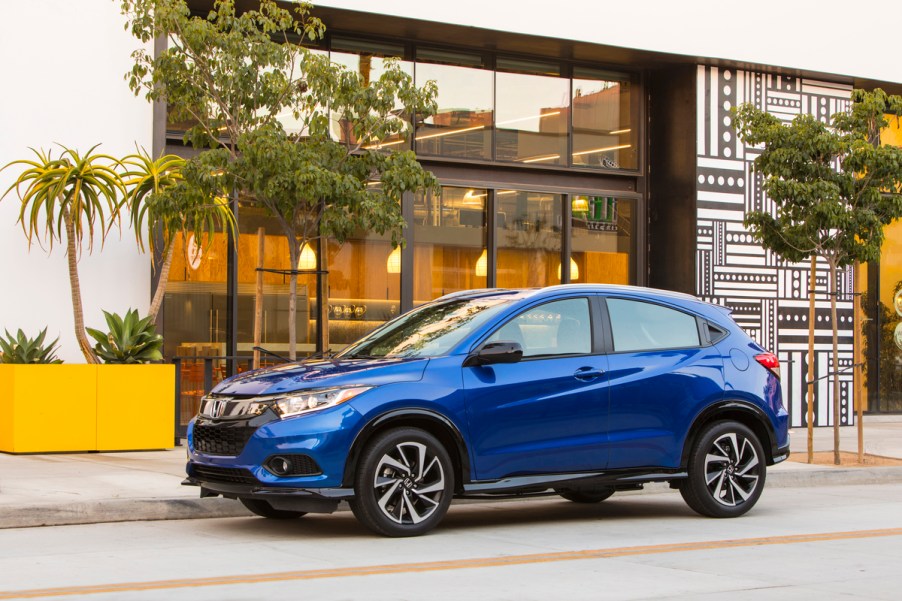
<box><xmin>464</xmin><ymin>341</ymin><xmax>523</xmax><ymax>367</ymax></box>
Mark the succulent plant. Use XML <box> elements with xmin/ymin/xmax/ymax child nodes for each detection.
<box><xmin>0</xmin><ymin>328</ymin><xmax>63</xmax><ymax>364</ymax></box>
<box><xmin>86</xmin><ymin>309</ymin><xmax>164</xmax><ymax>364</ymax></box>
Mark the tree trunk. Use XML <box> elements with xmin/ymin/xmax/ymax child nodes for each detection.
<box><xmin>148</xmin><ymin>242</ymin><xmax>175</xmax><ymax>324</ymax></box>
<box><xmin>853</xmin><ymin>261</ymin><xmax>864</xmax><ymax>463</ymax></box>
<box><xmin>807</xmin><ymin>256</ymin><xmax>817</xmax><ymax>463</ymax></box>
<box><xmin>318</xmin><ymin>241</ymin><xmax>329</xmax><ymax>353</ymax></box>
<box><xmin>830</xmin><ymin>260</ymin><xmax>841</xmax><ymax>465</ymax></box>
<box><xmin>288</xmin><ymin>241</ymin><xmax>299</xmax><ymax>361</ymax></box>
<box><xmin>63</xmin><ymin>207</ymin><xmax>100</xmax><ymax>364</ymax></box>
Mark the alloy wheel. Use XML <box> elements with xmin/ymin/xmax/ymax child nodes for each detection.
<box><xmin>704</xmin><ymin>432</ymin><xmax>761</xmax><ymax>507</ymax></box>
<box><xmin>373</xmin><ymin>441</ymin><xmax>447</xmax><ymax>525</ymax></box>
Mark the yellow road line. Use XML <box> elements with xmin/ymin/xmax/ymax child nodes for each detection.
<box><xmin>2</xmin><ymin>527</ymin><xmax>901</xmax><ymax>599</ymax></box>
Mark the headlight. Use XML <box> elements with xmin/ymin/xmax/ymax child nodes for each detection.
<box><xmin>274</xmin><ymin>386</ymin><xmax>373</xmax><ymax>418</ymax></box>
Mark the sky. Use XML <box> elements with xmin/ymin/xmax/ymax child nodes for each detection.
<box><xmin>317</xmin><ymin>0</ymin><xmax>901</xmax><ymax>84</ymax></box>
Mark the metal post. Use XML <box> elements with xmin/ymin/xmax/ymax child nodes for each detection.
<box><xmin>225</xmin><ymin>188</ymin><xmax>239</xmax><ymax>376</ymax></box>
<box><xmin>173</xmin><ymin>357</ymin><xmax>182</xmax><ymax>447</ymax></box>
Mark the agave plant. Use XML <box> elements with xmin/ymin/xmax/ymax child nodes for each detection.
<box><xmin>86</xmin><ymin>309</ymin><xmax>163</xmax><ymax>364</ymax></box>
<box><xmin>0</xmin><ymin>328</ymin><xmax>63</xmax><ymax>364</ymax></box>
<box><xmin>1</xmin><ymin>145</ymin><xmax>126</xmax><ymax>364</ymax></box>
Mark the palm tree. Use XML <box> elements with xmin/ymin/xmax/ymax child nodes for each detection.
<box><xmin>2</xmin><ymin>145</ymin><xmax>125</xmax><ymax>364</ymax></box>
<box><xmin>122</xmin><ymin>149</ymin><xmax>236</xmax><ymax>323</ymax></box>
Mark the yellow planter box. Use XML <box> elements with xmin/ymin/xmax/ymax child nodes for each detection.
<box><xmin>96</xmin><ymin>364</ymin><xmax>175</xmax><ymax>451</ymax></box>
<box><xmin>0</xmin><ymin>364</ymin><xmax>174</xmax><ymax>454</ymax></box>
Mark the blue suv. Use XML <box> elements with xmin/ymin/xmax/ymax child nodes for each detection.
<box><xmin>184</xmin><ymin>285</ymin><xmax>790</xmax><ymax>536</ymax></box>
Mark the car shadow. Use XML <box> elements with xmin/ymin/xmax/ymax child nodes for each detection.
<box><xmin>210</xmin><ymin>493</ymin><xmax>704</xmax><ymax>540</ymax></box>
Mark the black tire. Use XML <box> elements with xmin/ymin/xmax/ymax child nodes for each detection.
<box><xmin>556</xmin><ymin>487</ymin><xmax>615</xmax><ymax>503</ymax></box>
<box><xmin>349</xmin><ymin>428</ymin><xmax>454</xmax><ymax>537</ymax></box>
<box><xmin>239</xmin><ymin>497</ymin><xmax>307</xmax><ymax>519</ymax></box>
<box><xmin>679</xmin><ymin>420</ymin><xmax>766</xmax><ymax>518</ymax></box>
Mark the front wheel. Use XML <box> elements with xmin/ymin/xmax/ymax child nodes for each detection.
<box><xmin>679</xmin><ymin>420</ymin><xmax>766</xmax><ymax>518</ymax></box>
<box><xmin>239</xmin><ymin>497</ymin><xmax>307</xmax><ymax>519</ymax></box>
<box><xmin>349</xmin><ymin>428</ymin><xmax>454</xmax><ymax>537</ymax></box>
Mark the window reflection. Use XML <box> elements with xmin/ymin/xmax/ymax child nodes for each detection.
<box><xmin>330</xmin><ymin>38</ymin><xmax>412</xmax><ymax>150</ymax></box>
<box><xmin>414</xmin><ymin>186</ymin><xmax>487</xmax><ymax>303</ymax></box>
<box><xmin>415</xmin><ymin>49</ymin><xmax>493</xmax><ymax>160</ymax></box>
<box><xmin>571</xmin><ymin>195</ymin><xmax>635</xmax><ymax>284</ymax></box>
<box><xmin>495</xmin><ymin>59</ymin><xmax>569</xmax><ymax>166</ymax></box>
<box><xmin>571</xmin><ymin>68</ymin><xmax>637</xmax><ymax>170</ymax></box>
<box><xmin>496</xmin><ymin>189</ymin><xmax>562</xmax><ymax>287</ymax></box>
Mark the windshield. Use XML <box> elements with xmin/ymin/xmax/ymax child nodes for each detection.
<box><xmin>336</xmin><ymin>297</ymin><xmax>512</xmax><ymax>359</ymax></box>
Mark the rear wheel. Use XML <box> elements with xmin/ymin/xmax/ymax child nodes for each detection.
<box><xmin>239</xmin><ymin>497</ymin><xmax>307</xmax><ymax>519</ymax></box>
<box><xmin>349</xmin><ymin>428</ymin><xmax>454</xmax><ymax>537</ymax></box>
<box><xmin>556</xmin><ymin>487</ymin><xmax>615</xmax><ymax>503</ymax></box>
<box><xmin>679</xmin><ymin>420</ymin><xmax>766</xmax><ymax>518</ymax></box>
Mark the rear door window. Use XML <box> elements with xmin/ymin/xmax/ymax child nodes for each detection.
<box><xmin>606</xmin><ymin>298</ymin><xmax>700</xmax><ymax>352</ymax></box>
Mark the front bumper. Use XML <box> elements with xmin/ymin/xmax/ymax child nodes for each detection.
<box><xmin>183</xmin><ymin>464</ymin><xmax>354</xmax><ymax>513</ymax></box>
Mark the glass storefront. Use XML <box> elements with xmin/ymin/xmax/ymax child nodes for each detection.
<box><xmin>864</xmin><ymin>219</ymin><xmax>902</xmax><ymax>412</ymax></box>
<box><xmin>414</xmin><ymin>50</ymin><xmax>493</xmax><ymax>160</ymax></box>
<box><xmin>571</xmin><ymin>68</ymin><xmax>637</xmax><ymax>170</ymax></box>
<box><xmin>167</xmin><ymin>37</ymin><xmax>641</xmax><ymax>173</ymax></box>
<box><xmin>495</xmin><ymin>59</ymin><xmax>569</xmax><ymax>166</ymax></box>
<box><xmin>413</xmin><ymin>186</ymin><xmax>487</xmax><ymax>303</ymax></box>
<box><xmin>571</xmin><ymin>195</ymin><xmax>635</xmax><ymax>285</ymax></box>
<box><xmin>161</xmin><ymin>34</ymin><xmax>644</xmax><ymax>425</ymax></box>
<box><xmin>496</xmin><ymin>190</ymin><xmax>563</xmax><ymax>287</ymax></box>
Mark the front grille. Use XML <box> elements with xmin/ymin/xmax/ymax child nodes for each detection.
<box><xmin>190</xmin><ymin>464</ymin><xmax>259</xmax><ymax>485</ymax></box>
<box><xmin>193</xmin><ymin>423</ymin><xmax>256</xmax><ymax>456</ymax></box>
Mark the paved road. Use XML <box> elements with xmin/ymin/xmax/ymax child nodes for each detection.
<box><xmin>2</xmin><ymin>483</ymin><xmax>902</xmax><ymax>600</ymax></box>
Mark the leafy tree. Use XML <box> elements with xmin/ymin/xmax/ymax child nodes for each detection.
<box><xmin>121</xmin><ymin>0</ymin><xmax>439</xmax><ymax>358</ymax></box>
<box><xmin>734</xmin><ymin>89</ymin><xmax>902</xmax><ymax>464</ymax></box>
<box><xmin>1</xmin><ymin>145</ymin><xmax>125</xmax><ymax>364</ymax></box>
<box><xmin>122</xmin><ymin>149</ymin><xmax>236</xmax><ymax>323</ymax></box>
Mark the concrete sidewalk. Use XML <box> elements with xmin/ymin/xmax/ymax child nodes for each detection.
<box><xmin>1</xmin><ymin>416</ymin><xmax>901</xmax><ymax>529</ymax></box>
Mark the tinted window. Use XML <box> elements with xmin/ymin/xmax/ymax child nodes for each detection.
<box><xmin>607</xmin><ymin>299</ymin><xmax>700</xmax><ymax>352</ymax></box>
<box><xmin>338</xmin><ymin>297</ymin><xmax>512</xmax><ymax>359</ymax></box>
<box><xmin>487</xmin><ymin>298</ymin><xmax>591</xmax><ymax>357</ymax></box>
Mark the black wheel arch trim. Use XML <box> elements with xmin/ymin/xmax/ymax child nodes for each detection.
<box><xmin>342</xmin><ymin>408</ymin><xmax>472</xmax><ymax>489</ymax></box>
<box><xmin>682</xmin><ymin>400</ymin><xmax>780</xmax><ymax>467</ymax></box>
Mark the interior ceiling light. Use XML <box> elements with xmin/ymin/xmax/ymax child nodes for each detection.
<box><xmin>297</xmin><ymin>243</ymin><xmax>317</xmax><ymax>271</ymax></box>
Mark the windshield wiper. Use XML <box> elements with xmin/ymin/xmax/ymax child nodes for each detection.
<box><xmin>252</xmin><ymin>346</ymin><xmax>292</xmax><ymax>363</ymax></box>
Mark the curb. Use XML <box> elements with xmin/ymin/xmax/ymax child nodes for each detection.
<box><xmin>4</xmin><ymin>465</ymin><xmax>902</xmax><ymax>530</ymax></box>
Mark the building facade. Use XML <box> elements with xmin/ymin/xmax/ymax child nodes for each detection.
<box><xmin>2</xmin><ymin>1</ymin><xmax>900</xmax><ymax>432</ymax></box>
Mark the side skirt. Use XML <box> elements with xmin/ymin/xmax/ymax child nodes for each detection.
<box><xmin>459</xmin><ymin>468</ymin><xmax>687</xmax><ymax>499</ymax></box>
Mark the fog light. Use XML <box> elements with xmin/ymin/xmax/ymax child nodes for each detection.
<box><xmin>263</xmin><ymin>454</ymin><xmax>323</xmax><ymax>477</ymax></box>
<box><xmin>269</xmin><ymin>456</ymin><xmax>291</xmax><ymax>476</ymax></box>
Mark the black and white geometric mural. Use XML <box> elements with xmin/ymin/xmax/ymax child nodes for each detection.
<box><xmin>696</xmin><ymin>66</ymin><xmax>854</xmax><ymax>428</ymax></box>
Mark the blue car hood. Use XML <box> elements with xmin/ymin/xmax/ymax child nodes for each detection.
<box><xmin>213</xmin><ymin>357</ymin><xmax>429</xmax><ymax>396</ymax></box>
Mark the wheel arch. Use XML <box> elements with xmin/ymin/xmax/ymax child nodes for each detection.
<box><xmin>342</xmin><ymin>409</ymin><xmax>471</xmax><ymax>492</ymax></box>
<box><xmin>681</xmin><ymin>401</ymin><xmax>779</xmax><ymax>468</ymax></box>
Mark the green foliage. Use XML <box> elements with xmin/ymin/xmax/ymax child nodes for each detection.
<box><xmin>86</xmin><ymin>309</ymin><xmax>164</xmax><ymax>364</ymax></box>
<box><xmin>121</xmin><ymin>0</ymin><xmax>441</xmax><ymax>356</ymax></box>
<box><xmin>1</xmin><ymin>145</ymin><xmax>124</xmax><ymax>253</ymax></box>
<box><xmin>121</xmin><ymin>0</ymin><xmax>325</xmax><ymax>152</ymax></box>
<box><xmin>733</xmin><ymin>89</ymin><xmax>902</xmax><ymax>268</ymax></box>
<box><xmin>121</xmin><ymin>148</ymin><xmax>236</xmax><ymax>256</ymax></box>
<box><xmin>0</xmin><ymin>328</ymin><xmax>63</xmax><ymax>364</ymax></box>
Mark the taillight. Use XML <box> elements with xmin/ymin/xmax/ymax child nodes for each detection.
<box><xmin>754</xmin><ymin>352</ymin><xmax>781</xmax><ymax>380</ymax></box>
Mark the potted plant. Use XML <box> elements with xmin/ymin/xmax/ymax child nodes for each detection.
<box><xmin>87</xmin><ymin>309</ymin><xmax>174</xmax><ymax>451</ymax></box>
<box><xmin>0</xmin><ymin>329</ymin><xmax>99</xmax><ymax>453</ymax></box>
<box><xmin>0</xmin><ymin>147</ymin><xmax>179</xmax><ymax>452</ymax></box>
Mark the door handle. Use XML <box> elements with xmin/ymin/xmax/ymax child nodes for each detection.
<box><xmin>573</xmin><ymin>367</ymin><xmax>605</xmax><ymax>381</ymax></box>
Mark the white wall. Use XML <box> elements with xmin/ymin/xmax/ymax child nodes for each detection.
<box><xmin>0</xmin><ymin>0</ymin><xmax>153</xmax><ymax>363</ymax></box>
<box><xmin>318</xmin><ymin>0</ymin><xmax>902</xmax><ymax>85</ymax></box>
